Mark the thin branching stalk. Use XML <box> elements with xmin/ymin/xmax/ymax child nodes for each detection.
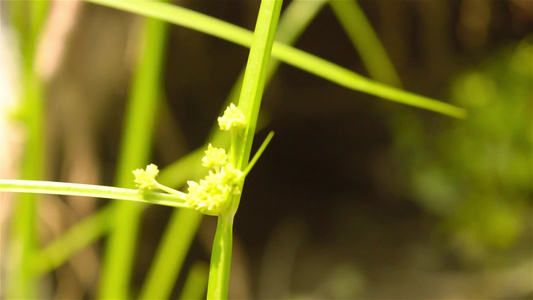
<box><xmin>0</xmin><ymin>179</ymin><xmax>187</xmax><ymax>206</ymax></box>
<box><xmin>139</xmin><ymin>2</ymin><xmax>324</xmax><ymax>297</ymax></box>
<box><xmin>206</xmin><ymin>1</ymin><xmax>283</xmax><ymax>299</ymax></box>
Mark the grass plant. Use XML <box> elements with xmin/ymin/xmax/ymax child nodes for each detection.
<box><xmin>0</xmin><ymin>0</ymin><xmax>467</xmax><ymax>298</ymax></box>
<box><xmin>140</xmin><ymin>2</ymin><xmax>326</xmax><ymax>298</ymax></box>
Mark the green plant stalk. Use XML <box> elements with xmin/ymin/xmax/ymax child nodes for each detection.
<box><xmin>97</xmin><ymin>5</ymin><xmax>169</xmax><ymax>298</ymax></box>
<box><xmin>0</xmin><ymin>180</ymin><xmax>187</xmax><ymax>207</ymax></box>
<box><xmin>275</xmin><ymin>0</ymin><xmax>328</xmax><ymax>45</ymax></box>
<box><xmin>272</xmin><ymin>43</ymin><xmax>464</xmax><ymax>116</ymax></box>
<box><xmin>138</xmin><ymin>209</ymin><xmax>203</xmax><ymax>299</ymax></box>
<box><xmin>207</xmin><ymin>0</ymin><xmax>328</xmax><ymax>140</ymax></box>
<box><xmin>6</xmin><ymin>74</ymin><xmax>44</xmax><ymax>300</ymax></box>
<box><xmin>330</xmin><ymin>0</ymin><xmax>402</xmax><ymax>87</ymax></box>
<box><xmin>1</xmin><ymin>177</ymin><xmax>189</xmax><ymax>279</ymax></box>
<box><xmin>140</xmin><ymin>2</ymin><xmax>323</xmax><ymax>297</ymax></box>
<box><xmin>233</xmin><ymin>2</ymin><xmax>282</xmax><ymax>173</ymax></box>
<box><xmin>32</xmin><ymin>206</ymin><xmax>113</xmax><ymax>274</ymax></box>
<box><xmin>207</xmin><ymin>214</ymin><xmax>234</xmax><ymax>299</ymax></box>
<box><xmin>242</xmin><ymin>131</ymin><xmax>274</xmax><ymax>178</ymax></box>
<box><xmin>207</xmin><ymin>1</ymin><xmax>282</xmax><ymax>299</ymax></box>
<box><xmin>84</xmin><ymin>0</ymin><xmax>465</xmax><ymax>118</ymax></box>
<box><xmin>178</xmin><ymin>261</ymin><xmax>209</xmax><ymax>300</ymax></box>
<box><xmin>6</xmin><ymin>1</ymin><xmax>49</xmax><ymax>298</ymax></box>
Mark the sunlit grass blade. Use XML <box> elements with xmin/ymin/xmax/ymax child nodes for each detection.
<box><xmin>84</xmin><ymin>0</ymin><xmax>465</xmax><ymax>118</ymax></box>
<box><xmin>272</xmin><ymin>43</ymin><xmax>465</xmax><ymax>118</ymax></box>
<box><xmin>330</xmin><ymin>0</ymin><xmax>402</xmax><ymax>87</ymax></box>
<box><xmin>98</xmin><ymin>2</ymin><xmax>170</xmax><ymax>297</ymax></box>
<box><xmin>138</xmin><ymin>209</ymin><xmax>203</xmax><ymax>299</ymax></box>
<box><xmin>179</xmin><ymin>261</ymin><xmax>209</xmax><ymax>300</ymax></box>
<box><xmin>6</xmin><ymin>1</ymin><xmax>49</xmax><ymax>298</ymax></box>
<box><xmin>32</xmin><ymin>207</ymin><xmax>114</xmax><ymax>275</ymax></box>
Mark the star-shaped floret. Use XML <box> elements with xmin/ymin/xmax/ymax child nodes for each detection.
<box><xmin>218</xmin><ymin>103</ymin><xmax>246</xmax><ymax>131</ymax></box>
<box><xmin>202</xmin><ymin>144</ymin><xmax>228</xmax><ymax>168</ymax></box>
<box><xmin>132</xmin><ymin>164</ymin><xmax>159</xmax><ymax>191</ymax></box>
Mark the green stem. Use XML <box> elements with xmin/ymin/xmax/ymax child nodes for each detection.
<box><xmin>207</xmin><ymin>1</ymin><xmax>283</xmax><ymax>298</ymax></box>
<box><xmin>205</xmin><ymin>0</ymin><xmax>328</xmax><ymax>140</ymax></box>
<box><xmin>0</xmin><ymin>179</ymin><xmax>187</xmax><ymax>206</ymax></box>
<box><xmin>234</xmin><ymin>0</ymin><xmax>282</xmax><ymax>183</ymax></box>
<box><xmin>140</xmin><ymin>2</ymin><xmax>323</xmax><ymax>298</ymax></box>
<box><xmin>6</xmin><ymin>1</ymin><xmax>49</xmax><ymax>298</ymax></box>
<box><xmin>138</xmin><ymin>209</ymin><xmax>203</xmax><ymax>299</ymax></box>
<box><xmin>330</xmin><ymin>0</ymin><xmax>402</xmax><ymax>87</ymax></box>
<box><xmin>97</xmin><ymin>1</ymin><xmax>169</xmax><ymax>297</ymax></box>
<box><xmin>6</xmin><ymin>76</ymin><xmax>43</xmax><ymax>299</ymax></box>
<box><xmin>178</xmin><ymin>261</ymin><xmax>209</xmax><ymax>300</ymax></box>
<box><xmin>242</xmin><ymin>131</ymin><xmax>274</xmax><ymax>178</ymax></box>
<box><xmin>32</xmin><ymin>206</ymin><xmax>114</xmax><ymax>274</ymax></box>
<box><xmin>207</xmin><ymin>213</ymin><xmax>234</xmax><ymax>299</ymax></box>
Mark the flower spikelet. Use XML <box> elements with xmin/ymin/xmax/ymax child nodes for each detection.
<box><xmin>185</xmin><ymin>146</ymin><xmax>243</xmax><ymax>215</ymax></box>
<box><xmin>218</xmin><ymin>103</ymin><xmax>245</xmax><ymax>131</ymax></box>
<box><xmin>133</xmin><ymin>164</ymin><xmax>159</xmax><ymax>191</ymax></box>
<box><xmin>202</xmin><ymin>144</ymin><xmax>227</xmax><ymax>169</ymax></box>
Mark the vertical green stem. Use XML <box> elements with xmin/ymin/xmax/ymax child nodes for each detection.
<box><xmin>234</xmin><ymin>0</ymin><xmax>283</xmax><ymax>173</ymax></box>
<box><xmin>141</xmin><ymin>1</ymin><xmax>321</xmax><ymax>298</ymax></box>
<box><xmin>7</xmin><ymin>69</ymin><xmax>44</xmax><ymax>300</ymax></box>
<box><xmin>207</xmin><ymin>1</ymin><xmax>283</xmax><ymax>298</ymax></box>
<box><xmin>6</xmin><ymin>1</ymin><xmax>49</xmax><ymax>298</ymax></box>
<box><xmin>178</xmin><ymin>261</ymin><xmax>209</xmax><ymax>300</ymax></box>
<box><xmin>138</xmin><ymin>209</ymin><xmax>203</xmax><ymax>299</ymax></box>
<box><xmin>97</xmin><ymin>3</ymin><xmax>169</xmax><ymax>298</ymax></box>
<box><xmin>207</xmin><ymin>213</ymin><xmax>234</xmax><ymax>299</ymax></box>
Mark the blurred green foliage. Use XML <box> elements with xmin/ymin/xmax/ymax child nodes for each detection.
<box><xmin>391</xmin><ymin>36</ymin><xmax>532</xmax><ymax>262</ymax></box>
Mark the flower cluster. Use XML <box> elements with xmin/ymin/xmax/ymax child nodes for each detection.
<box><xmin>201</xmin><ymin>144</ymin><xmax>228</xmax><ymax>169</ymax></box>
<box><xmin>133</xmin><ymin>104</ymin><xmax>247</xmax><ymax>216</ymax></box>
<box><xmin>218</xmin><ymin>103</ymin><xmax>246</xmax><ymax>131</ymax></box>
<box><xmin>185</xmin><ymin>144</ymin><xmax>243</xmax><ymax>215</ymax></box>
<box><xmin>132</xmin><ymin>164</ymin><xmax>160</xmax><ymax>192</ymax></box>
<box><xmin>183</xmin><ymin>104</ymin><xmax>246</xmax><ymax>215</ymax></box>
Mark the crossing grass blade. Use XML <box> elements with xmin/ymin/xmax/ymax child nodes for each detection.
<box><xmin>85</xmin><ymin>0</ymin><xmax>466</xmax><ymax>118</ymax></box>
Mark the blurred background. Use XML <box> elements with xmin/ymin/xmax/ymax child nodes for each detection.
<box><xmin>1</xmin><ymin>0</ymin><xmax>532</xmax><ymax>299</ymax></box>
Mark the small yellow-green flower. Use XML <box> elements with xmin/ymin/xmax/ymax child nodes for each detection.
<box><xmin>132</xmin><ymin>164</ymin><xmax>159</xmax><ymax>191</ymax></box>
<box><xmin>133</xmin><ymin>164</ymin><xmax>188</xmax><ymax>200</ymax></box>
<box><xmin>132</xmin><ymin>102</ymin><xmax>255</xmax><ymax>216</ymax></box>
<box><xmin>202</xmin><ymin>144</ymin><xmax>228</xmax><ymax>169</ymax></box>
<box><xmin>183</xmin><ymin>144</ymin><xmax>244</xmax><ymax>215</ymax></box>
<box><xmin>218</xmin><ymin>103</ymin><xmax>246</xmax><ymax>131</ymax></box>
